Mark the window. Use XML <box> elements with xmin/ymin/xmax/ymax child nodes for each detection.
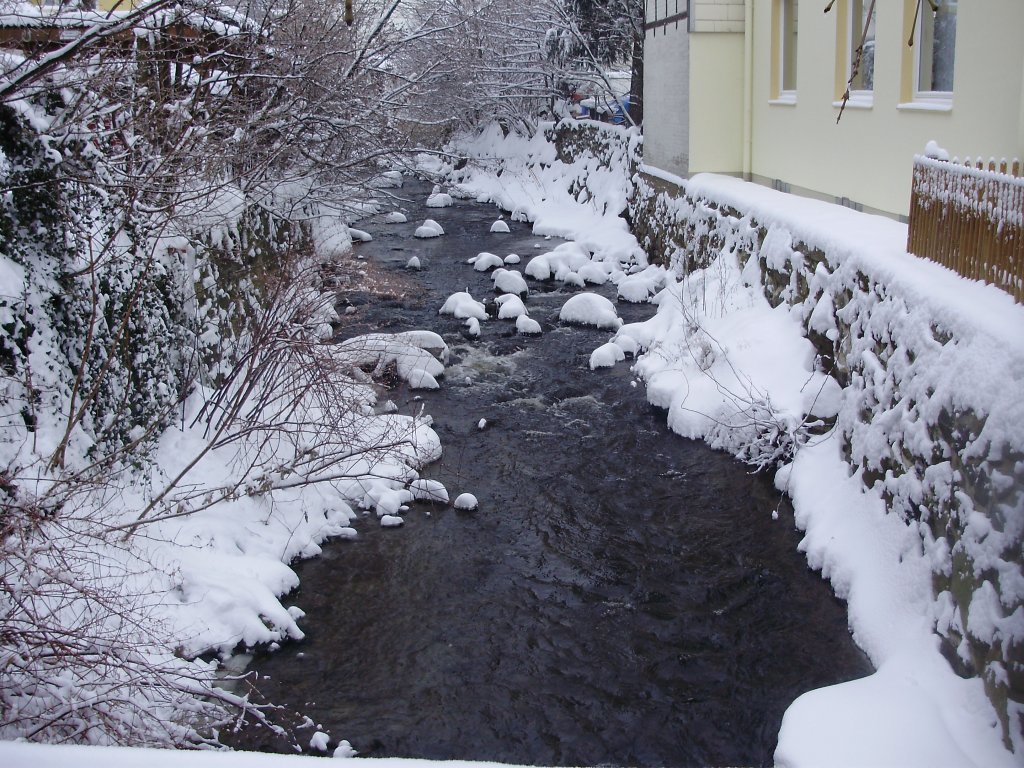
<box><xmin>915</xmin><ymin>0</ymin><xmax>957</xmax><ymax>96</ymax></box>
<box><xmin>773</xmin><ymin>0</ymin><xmax>798</xmax><ymax>100</ymax></box>
<box><xmin>848</xmin><ymin>0</ymin><xmax>876</xmax><ymax>95</ymax></box>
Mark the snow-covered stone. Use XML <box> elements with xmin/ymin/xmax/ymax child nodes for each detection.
<box><xmin>473</xmin><ymin>252</ymin><xmax>505</xmax><ymax>271</ymax></box>
<box><xmin>589</xmin><ymin>342</ymin><xmax>625</xmax><ymax>369</ymax></box>
<box><xmin>414</xmin><ymin>219</ymin><xmax>444</xmax><ymax>238</ymax></box>
<box><xmin>384</xmin><ymin>211</ymin><xmax>408</xmax><ymax>224</ymax></box>
<box><xmin>516</xmin><ymin>315</ymin><xmax>542</xmax><ymax>335</ymax></box>
<box><xmin>440</xmin><ymin>291</ymin><xmax>487</xmax><ymax>320</ymax></box>
<box><xmin>493</xmin><ymin>269</ymin><xmax>529</xmax><ymax>296</ymax></box>
<box><xmin>559</xmin><ymin>293</ymin><xmax>622</xmax><ymax>329</ymax></box>
<box><xmin>409</xmin><ymin>479</ymin><xmax>449</xmax><ymax>504</ymax></box>
<box><xmin>496</xmin><ymin>294</ymin><xmax>528</xmax><ymax>319</ymax></box>
<box><xmin>490</xmin><ymin>219</ymin><xmax>511</xmax><ymax>233</ymax></box>
<box><xmin>406</xmin><ymin>256</ymin><xmax>421</xmax><ymax>270</ymax></box>
<box><xmin>454</xmin><ymin>493</ymin><xmax>478</xmax><ymax>511</ymax></box>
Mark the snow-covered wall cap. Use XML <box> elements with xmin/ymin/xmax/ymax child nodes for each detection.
<box><xmin>686</xmin><ymin>172</ymin><xmax>1024</xmax><ymax>353</ymax></box>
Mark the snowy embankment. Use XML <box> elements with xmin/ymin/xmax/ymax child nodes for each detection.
<box><xmin>439</xmin><ymin>121</ymin><xmax>1022</xmax><ymax>767</ymax></box>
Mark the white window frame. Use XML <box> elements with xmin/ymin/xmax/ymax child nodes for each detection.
<box><xmin>845</xmin><ymin>0</ymin><xmax>875</xmax><ymax>106</ymax></box>
<box><xmin>912</xmin><ymin>0</ymin><xmax>956</xmax><ymax>104</ymax></box>
<box><xmin>772</xmin><ymin>0</ymin><xmax>798</xmax><ymax>104</ymax></box>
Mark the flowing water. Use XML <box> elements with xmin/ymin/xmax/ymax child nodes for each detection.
<box><xmin>241</xmin><ymin>182</ymin><xmax>871</xmax><ymax>767</ymax></box>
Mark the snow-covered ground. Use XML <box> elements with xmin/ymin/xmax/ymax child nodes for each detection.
<box><xmin>0</xmin><ymin>740</ymin><xmax>516</xmax><ymax>768</ymax></box>
<box><xmin>432</xmin><ymin>122</ymin><xmax>1023</xmax><ymax>768</ymax></box>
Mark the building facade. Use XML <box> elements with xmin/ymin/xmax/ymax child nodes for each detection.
<box><xmin>644</xmin><ymin>0</ymin><xmax>1024</xmax><ymax>217</ymax></box>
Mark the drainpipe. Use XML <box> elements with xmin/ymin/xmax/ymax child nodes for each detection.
<box><xmin>742</xmin><ymin>0</ymin><xmax>753</xmax><ymax>179</ymax></box>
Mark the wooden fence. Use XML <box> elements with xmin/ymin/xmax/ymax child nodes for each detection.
<box><xmin>907</xmin><ymin>156</ymin><xmax>1024</xmax><ymax>302</ymax></box>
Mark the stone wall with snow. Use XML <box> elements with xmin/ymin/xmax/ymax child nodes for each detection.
<box><xmin>628</xmin><ymin>174</ymin><xmax>1024</xmax><ymax>750</ymax></box>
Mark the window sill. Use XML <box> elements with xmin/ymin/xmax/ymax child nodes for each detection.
<box><xmin>897</xmin><ymin>100</ymin><xmax>953</xmax><ymax>113</ymax></box>
<box><xmin>832</xmin><ymin>97</ymin><xmax>873</xmax><ymax>110</ymax></box>
<box><xmin>769</xmin><ymin>93</ymin><xmax>797</xmax><ymax>106</ymax></box>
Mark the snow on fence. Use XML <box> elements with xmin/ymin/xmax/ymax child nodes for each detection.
<box><xmin>907</xmin><ymin>156</ymin><xmax>1024</xmax><ymax>302</ymax></box>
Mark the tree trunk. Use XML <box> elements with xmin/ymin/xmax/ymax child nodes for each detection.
<box><xmin>628</xmin><ymin>30</ymin><xmax>644</xmax><ymax>126</ymax></box>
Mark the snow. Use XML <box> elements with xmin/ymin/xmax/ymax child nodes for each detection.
<box><xmin>492</xmin><ymin>268</ymin><xmax>529</xmax><ymax>296</ymax></box>
<box><xmin>406</xmin><ymin>256</ymin><xmax>421</xmax><ymax>270</ymax></box>
<box><xmin>489</xmin><ymin>219</ymin><xmax>510</xmax><ymax>233</ymax></box>
<box><xmin>409</xmin><ymin>478</ymin><xmax>449</xmax><ymax>504</ymax></box>
<box><xmin>0</xmin><ymin>741</ymin><xmax>522</xmax><ymax>768</ymax></box>
<box><xmin>589</xmin><ymin>341</ymin><xmax>625</xmax><ymax>369</ymax></box>
<box><xmin>348</xmin><ymin>228</ymin><xmax>372</xmax><ymax>242</ymax></box>
<box><xmin>472</xmin><ymin>252</ymin><xmax>505</xmax><ymax>271</ymax></box>
<box><xmin>454</xmin><ymin>492</ymin><xmax>478</xmax><ymax>510</ymax></box>
<box><xmin>558</xmin><ymin>293</ymin><xmax>622</xmax><ymax>330</ymax></box>
<box><xmin>439</xmin><ymin>291</ymin><xmax>487</xmax><ymax>321</ymax></box>
<box><xmin>414</xmin><ymin>219</ymin><xmax>444</xmax><ymax>238</ymax></box>
<box><xmin>496</xmin><ymin>294</ymin><xmax>528</xmax><ymax>319</ymax></box>
<box><xmin>515</xmin><ymin>315</ymin><xmax>542</xmax><ymax>335</ymax></box>
<box><xmin>503</xmin><ymin>253</ymin><xmax>521</xmax><ymax>264</ymax></box>
<box><xmin>384</xmin><ymin>211</ymin><xmax>408</xmax><ymax>224</ymax></box>
<box><xmin>426</xmin><ymin>185</ymin><xmax>454</xmax><ymax>208</ymax></box>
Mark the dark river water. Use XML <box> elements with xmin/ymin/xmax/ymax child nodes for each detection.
<box><xmin>240</xmin><ymin>181</ymin><xmax>871</xmax><ymax>767</ymax></box>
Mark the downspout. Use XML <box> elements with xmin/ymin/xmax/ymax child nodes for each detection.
<box><xmin>742</xmin><ymin>0</ymin><xmax>753</xmax><ymax>179</ymax></box>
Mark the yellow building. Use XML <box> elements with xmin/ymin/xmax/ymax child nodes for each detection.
<box><xmin>644</xmin><ymin>0</ymin><xmax>1024</xmax><ymax>218</ymax></box>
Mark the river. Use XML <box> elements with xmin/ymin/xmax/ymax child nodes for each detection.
<box><xmin>239</xmin><ymin>181</ymin><xmax>871</xmax><ymax>767</ymax></box>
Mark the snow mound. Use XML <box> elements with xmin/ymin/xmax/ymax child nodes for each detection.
<box><xmin>409</xmin><ymin>479</ymin><xmax>449</xmax><ymax>504</ymax></box>
<box><xmin>589</xmin><ymin>342</ymin><xmax>626</xmax><ymax>369</ymax></box>
<box><xmin>336</xmin><ymin>333</ymin><xmax>445</xmax><ymax>389</ymax></box>
<box><xmin>380</xmin><ymin>515</ymin><xmax>404</xmax><ymax>528</ymax></box>
<box><xmin>516</xmin><ymin>315</ymin><xmax>542</xmax><ymax>335</ymax></box>
<box><xmin>578</xmin><ymin>262</ymin><xmax>610</xmax><ymax>285</ymax></box>
<box><xmin>496</xmin><ymin>294</ymin><xmax>528</xmax><ymax>319</ymax></box>
<box><xmin>490</xmin><ymin>219</ymin><xmax>511</xmax><ymax>233</ymax></box>
<box><xmin>559</xmin><ymin>293</ymin><xmax>622</xmax><ymax>329</ymax></box>
<box><xmin>414</xmin><ymin>219</ymin><xmax>444</xmax><ymax>238</ymax></box>
<box><xmin>473</xmin><ymin>252</ymin><xmax>505</xmax><ymax>271</ymax></box>
<box><xmin>465</xmin><ymin>317</ymin><xmax>481</xmax><ymax>337</ymax></box>
<box><xmin>348</xmin><ymin>228</ymin><xmax>372</xmax><ymax>243</ymax></box>
<box><xmin>406</xmin><ymin>256</ymin><xmax>421</xmax><ymax>270</ymax></box>
<box><xmin>375</xmin><ymin>170</ymin><xmax>404</xmax><ymax>188</ymax></box>
<box><xmin>525</xmin><ymin>242</ymin><xmax>592</xmax><ymax>281</ymax></box>
<box><xmin>439</xmin><ymin>291</ymin><xmax>487</xmax><ymax>320</ymax></box>
<box><xmin>426</xmin><ymin>186</ymin><xmax>454</xmax><ymax>207</ymax></box>
<box><xmin>384</xmin><ymin>211</ymin><xmax>408</xmax><ymax>224</ymax></box>
<box><xmin>493</xmin><ymin>269</ymin><xmax>529</xmax><ymax>296</ymax></box>
<box><xmin>504</xmin><ymin>253</ymin><xmax>521</xmax><ymax>265</ymax></box>
<box><xmin>454</xmin><ymin>493</ymin><xmax>479</xmax><ymax>511</ymax></box>
<box><xmin>617</xmin><ymin>265</ymin><xmax>666</xmax><ymax>303</ymax></box>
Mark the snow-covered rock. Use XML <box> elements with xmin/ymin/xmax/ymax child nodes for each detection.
<box><xmin>617</xmin><ymin>266</ymin><xmax>666</xmax><ymax>303</ymax></box>
<box><xmin>454</xmin><ymin>493</ymin><xmax>478</xmax><ymax>511</ymax></box>
<box><xmin>380</xmin><ymin>515</ymin><xmax>404</xmax><ymax>528</ymax></box>
<box><xmin>559</xmin><ymin>293</ymin><xmax>622</xmax><ymax>329</ymax></box>
<box><xmin>414</xmin><ymin>219</ymin><xmax>444</xmax><ymax>238</ymax></box>
<box><xmin>384</xmin><ymin>211</ymin><xmax>408</xmax><ymax>224</ymax></box>
<box><xmin>589</xmin><ymin>342</ymin><xmax>625</xmax><ymax>369</ymax></box>
<box><xmin>439</xmin><ymin>291</ymin><xmax>487</xmax><ymax>320</ymax></box>
<box><xmin>465</xmin><ymin>317</ymin><xmax>481</xmax><ymax>337</ymax></box>
<box><xmin>490</xmin><ymin>219</ymin><xmax>511</xmax><ymax>233</ymax></box>
<box><xmin>348</xmin><ymin>228</ymin><xmax>372</xmax><ymax>243</ymax></box>
<box><xmin>409</xmin><ymin>479</ymin><xmax>449</xmax><ymax>504</ymax></box>
<box><xmin>406</xmin><ymin>256</ymin><xmax>421</xmax><ymax>270</ymax></box>
<box><xmin>504</xmin><ymin>253</ymin><xmax>521</xmax><ymax>265</ymax></box>
<box><xmin>496</xmin><ymin>294</ymin><xmax>528</xmax><ymax>319</ymax></box>
<box><xmin>473</xmin><ymin>252</ymin><xmax>505</xmax><ymax>271</ymax></box>
<box><xmin>493</xmin><ymin>269</ymin><xmax>529</xmax><ymax>296</ymax></box>
<box><xmin>516</xmin><ymin>315</ymin><xmax>542</xmax><ymax>335</ymax></box>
